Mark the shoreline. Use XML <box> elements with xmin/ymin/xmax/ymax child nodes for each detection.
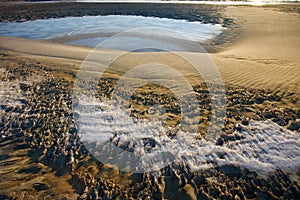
<box><xmin>1</xmin><ymin>2</ymin><xmax>298</xmax><ymax>53</ymax></box>
<box><xmin>1</xmin><ymin>3</ymin><xmax>299</xmax><ymax>95</ymax></box>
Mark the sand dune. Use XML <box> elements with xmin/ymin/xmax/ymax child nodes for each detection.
<box><xmin>212</xmin><ymin>6</ymin><xmax>300</xmax><ymax>93</ymax></box>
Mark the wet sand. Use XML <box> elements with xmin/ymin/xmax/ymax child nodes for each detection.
<box><xmin>0</xmin><ymin>3</ymin><xmax>299</xmax><ymax>200</ymax></box>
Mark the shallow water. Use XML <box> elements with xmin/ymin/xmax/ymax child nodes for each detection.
<box><xmin>0</xmin><ymin>15</ymin><xmax>222</xmax><ymax>50</ymax></box>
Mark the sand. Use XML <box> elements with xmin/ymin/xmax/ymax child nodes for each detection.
<box><xmin>0</xmin><ymin>4</ymin><xmax>299</xmax><ymax>200</ymax></box>
<box><xmin>213</xmin><ymin>6</ymin><xmax>300</xmax><ymax>95</ymax></box>
<box><xmin>0</xmin><ymin>6</ymin><xmax>299</xmax><ymax>98</ymax></box>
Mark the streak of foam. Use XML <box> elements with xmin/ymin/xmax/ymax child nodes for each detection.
<box><xmin>0</xmin><ymin>68</ymin><xmax>45</xmax><ymax>107</ymax></box>
<box><xmin>223</xmin><ymin>120</ymin><xmax>300</xmax><ymax>172</ymax></box>
<box><xmin>75</xmin><ymin>95</ymin><xmax>300</xmax><ymax>174</ymax></box>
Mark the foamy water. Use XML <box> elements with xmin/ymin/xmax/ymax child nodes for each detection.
<box><xmin>0</xmin><ymin>68</ymin><xmax>45</xmax><ymax>107</ymax></box>
<box><xmin>74</xmin><ymin>95</ymin><xmax>300</xmax><ymax>174</ymax></box>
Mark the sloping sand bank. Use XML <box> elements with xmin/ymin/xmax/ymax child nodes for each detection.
<box><xmin>212</xmin><ymin>6</ymin><xmax>300</xmax><ymax>95</ymax></box>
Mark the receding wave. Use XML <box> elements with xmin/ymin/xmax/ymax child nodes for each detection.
<box><xmin>75</xmin><ymin>95</ymin><xmax>300</xmax><ymax>174</ymax></box>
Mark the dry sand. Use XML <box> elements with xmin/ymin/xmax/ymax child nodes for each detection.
<box><xmin>213</xmin><ymin>6</ymin><xmax>300</xmax><ymax>95</ymax></box>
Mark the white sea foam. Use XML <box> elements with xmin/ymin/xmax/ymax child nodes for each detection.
<box><xmin>75</xmin><ymin>95</ymin><xmax>300</xmax><ymax>174</ymax></box>
<box><xmin>0</xmin><ymin>68</ymin><xmax>45</xmax><ymax>107</ymax></box>
<box><xmin>221</xmin><ymin>120</ymin><xmax>300</xmax><ymax>172</ymax></box>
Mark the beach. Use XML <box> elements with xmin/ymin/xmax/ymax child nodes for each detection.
<box><xmin>0</xmin><ymin>2</ymin><xmax>299</xmax><ymax>199</ymax></box>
